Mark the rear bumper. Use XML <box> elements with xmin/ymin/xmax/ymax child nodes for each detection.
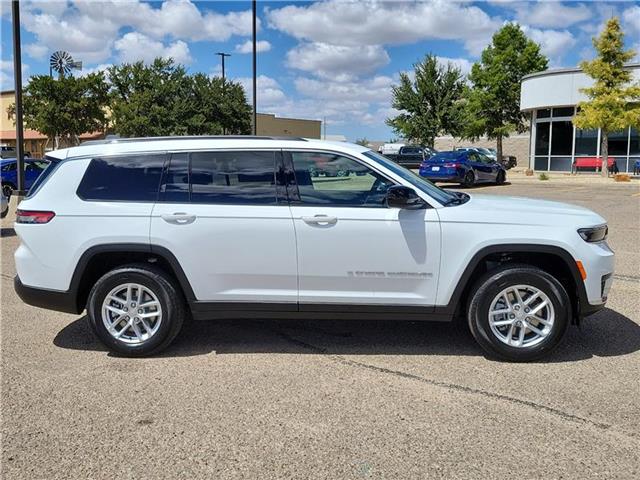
<box><xmin>420</xmin><ymin>174</ymin><xmax>462</xmax><ymax>182</ymax></box>
<box><xmin>14</xmin><ymin>275</ymin><xmax>81</xmax><ymax>314</ymax></box>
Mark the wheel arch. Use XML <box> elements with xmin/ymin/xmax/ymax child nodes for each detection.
<box><xmin>440</xmin><ymin>244</ymin><xmax>587</xmax><ymax>323</ymax></box>
<box><xmin>70</xmin><ymin>243</ymin><xmax>196</xmax><ymax>313</ymax></box>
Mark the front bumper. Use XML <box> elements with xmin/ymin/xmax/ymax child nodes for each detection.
<box><xmin>14</xmin><ymin>275</ymin><xmax>80</xmax><ymax>314</ymax></box>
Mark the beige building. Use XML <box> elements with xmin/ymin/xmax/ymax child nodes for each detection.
<box><xmin>256</xmin><ymin>113</ymin><xmax>321</xmax><ymax>138</ymax></box>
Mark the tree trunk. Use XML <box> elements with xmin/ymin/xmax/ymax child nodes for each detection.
<box><xmin>496</xmin><ymin>134</ymin><xmax>503</xmax><ymax>165</ymax></box>
<box><xmin>601</xmin><ymin>131</ymin><xmax>609</xmax><ymax>177</ymax></box>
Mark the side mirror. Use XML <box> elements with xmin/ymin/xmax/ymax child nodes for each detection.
<box><xmin>386</xmin><ymin>185</ymin><xmax>426</xmax><ymax>210</ymax></box>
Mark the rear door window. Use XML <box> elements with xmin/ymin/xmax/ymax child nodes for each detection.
<box><xmin>77</xmin><ymin>154</ymin><xmax>166</xmax><ymax>202</ymax></box>
<box><xmin>159</xmin><ymin>150</ymin><xmax>280</xmax><ymax>205</ymax></box>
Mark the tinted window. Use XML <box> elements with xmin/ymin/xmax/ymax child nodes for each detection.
<box><xmin>1</xmin><ymin>162</ymin><xmax>16</xmax><ymax>172</ymax></box>
<box><xmin>77</xmin><ymin>154</ymin><xmax>165</xmax><ymax>202</ymax></box>
<box><xmin>160</xmin><ymin>153</ymin><xmax>190</xmax><ymax>203</ymax></box>
<box><xmin>26</xmin><ymin>157</ymin><xmax>60</xmax><ymax>198</ymax></box>
<box><xmin>189</xmin><ymin>151</ymin><xmax>277</xmax><ymax>205</ymax></box>
<box><xmin>290</xmin><ymin>152</ymin><xmax>394</xmax><ymax>207</ymax></box>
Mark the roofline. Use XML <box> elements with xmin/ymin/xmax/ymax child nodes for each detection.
<box><xmin>80</xmin><ymin>135</ymin><xmax>309</xmax><ymax>146</ymax></box>
<box><xmin>522</xmin><ymin>62</ymin><xmax>640</xmax><ymax>80</ymax></box>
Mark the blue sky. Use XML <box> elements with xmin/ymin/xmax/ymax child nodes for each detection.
<box><xmin>1</xmin><ymin>1</ymin><xmax>639</xmax><ymax>141</ymax></box>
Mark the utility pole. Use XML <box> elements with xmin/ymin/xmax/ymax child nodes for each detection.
<box><xmin>12</xmin><ymin>0</ymin><xmax>25</xmax><ymax>196</ymax></box>
<box><xmin>252</xmin><ymin>0</ymin><xmax>257</xmax><ymax>135</ymax></box>
<box><xmin>215</xmin><ymin>52</ymin><xmax>231</xmax><ymax>82</ymax></box>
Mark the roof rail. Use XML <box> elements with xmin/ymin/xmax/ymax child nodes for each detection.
<box><xmin>80</xmin><ymin>135</ymin><xmax>309</xmax><ymax>146</ymax></box>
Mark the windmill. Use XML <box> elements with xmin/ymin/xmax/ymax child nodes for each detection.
<box><xmin>49</xmin><ymin>51</ymin><xmax>82</xmax><ymax>79</ymax></box>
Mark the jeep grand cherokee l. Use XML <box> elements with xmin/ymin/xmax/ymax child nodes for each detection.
<box><xmin>14</xmin><ymin>136</ymin><xmax>614</xmax><ymax>361</ymax></box>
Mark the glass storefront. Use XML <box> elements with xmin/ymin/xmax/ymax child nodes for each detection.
<box><xmin>532</xmin><ymin>107</ymin><xmax>638</xmax><ymax>172</ymax></box>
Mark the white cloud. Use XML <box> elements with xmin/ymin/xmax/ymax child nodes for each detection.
<box><xmin>267</xmin><ymin>0</ymin><xmax>500</xmax><ymax>56</ymax></box>
<box><xmin>236</xmin><ymin>75</ymin><xmax>287</xmax><ymax>108</ymax></box>
<box><xmin>522</xmin><ymin>26</ymin><xmax>576</xmax><ymax>65</ymax></box>
<box><xmin>623</xmin><ymin>5</ymin><xmax>640</xmax><ymax>36</ymax></box>
<box><xmin>24</xmin><ymin>43</ymin><xmax>48</xmax><ymax>59</ymax></box>
<box><xmin>294</xmin><ymin>75</ymin><xmax>394</xmax><ymax>104</ymax></box>
<box><xmin>436</xmin><ymin>57</ymin><xmax>474</xmax><ymax>77</ymax></box>
<box><xmin>19</xmin><ymin>1</ymin><xmax>257</xmax><ymax>64</ymax></box>
<box><xmin>286</xmin><ymin>43</ymin><xmax>389</xmax><ymax>80</ymax></box>
<box><xmin>0</xmin><ymin>60</ymin><xmax>29</xmax><ymax>91</ymax></box>
<box><xmin>235</xmin><ymin>40</ymin><xmax>272</xmax><ymax>54</ymax></box>
<box><xmin>515</xmin><ymin>1</ymin><xmax>591</xmax><ymax>29</ymax></box>
<box><xmin>114</xmin><ymin>32</ymin><xmax>192</xmax><ymax>64</ymax></box>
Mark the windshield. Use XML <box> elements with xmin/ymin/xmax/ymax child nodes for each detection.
<box><xmin>363</xmin><ymin>150</ymin><xmax>456</xmax><ymax>206</ymax></box>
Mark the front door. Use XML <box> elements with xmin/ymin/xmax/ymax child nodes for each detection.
<box><xmin>150</xmin><ymin>150</ymin><xmax>297</xmax><ymax>305</ymax></box>
<box><xmin>285</xmin><ymin>150</ymin><xmax>441</xmax><ymax>308</ymax></box>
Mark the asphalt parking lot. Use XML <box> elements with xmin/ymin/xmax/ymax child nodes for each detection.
<box><xmin>1</xmin><ymin>179</ymin><xmax>639</xmax><ymax>479</ymax></box>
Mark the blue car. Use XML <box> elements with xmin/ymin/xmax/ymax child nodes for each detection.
<box><xmin>1</xmin><ymin>157</ymin><xmax>50</xmax><ymax>198</ymax></box>
<box><xmin>419</xmin><ymin>150</ymin><xmax>506</xmax><ymax>187</ymax></box>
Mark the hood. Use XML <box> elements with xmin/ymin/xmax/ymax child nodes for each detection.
<box><xmin>440</xmin><ymin>193</ymin><xmax>606</xmax><ymax>228</ymax></box>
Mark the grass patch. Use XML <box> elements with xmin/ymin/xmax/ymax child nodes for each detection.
<box><xmin>539</xmin><ymin>173</ymin><xmax>550</xmax><ymax>181</ymax></box>
<box><xmin>614</xmin><ymin>174</ymin><xmax>631</xmax><ymax>182</ymax></box>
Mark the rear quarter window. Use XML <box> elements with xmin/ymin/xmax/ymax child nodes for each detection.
<box><xmin>77</xmin><ymin>154</ymin><xmax>166</xmax><ymax>202</ymax></box>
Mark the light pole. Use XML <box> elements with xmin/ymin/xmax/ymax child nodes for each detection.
<box><xmin>252</xmin><ymin>0</ymin><xmax>257</xmax><ymax>135</ymax></box>
<box><xmin>11</xmin><ymin>0</ymin><xmax>25</xmax><ymax>196</ymax></box>
<box><xmin>216</xmin><ymin>52</ymin><xmax>231</xmax><ymax>82</ymax></box>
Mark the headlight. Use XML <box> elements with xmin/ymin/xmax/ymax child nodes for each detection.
<box><xmin>578</xmin><ymin>224</ymin><xmax>608</xmax><ymax>243</ymax></box>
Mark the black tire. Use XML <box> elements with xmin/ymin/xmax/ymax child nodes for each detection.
<box><xmin>87</xmin><ymin>264</ymin><xmax>186</xmax><ymax>356</ymax></box>
<box><xmin>2</xmin><ymin>183</ymin><xmax>14</xmax><ymax>199</ymax></box>
<box><xmin>496</xmin><ymin>170</ymin><xmax>506</xmax><ymax>185</ymax></box>
<box><xmin>462</xmin><ymin>170</ymin><xmax>475</xmax><ymax>188</ymax></box>
<box><xmin>467</xmin><ymin>264</ymin><xmax>571</xmax><ymax>362</ymax></box>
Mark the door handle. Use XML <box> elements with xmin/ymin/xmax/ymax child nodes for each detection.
<box><xmin>161</xmin><ymin>212</ymin><xmax>196</xmax><ymax>225</ymax></box>
<box><xmin>301</xmin><ymin>214</ymin><xmax>338</xmax><ymax>225</ymax></box>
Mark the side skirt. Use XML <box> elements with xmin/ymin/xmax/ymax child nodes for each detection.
<box><xmin>188</xmin><ymin>302</ymin><xmax>454</xmax><ymax>322</ymax></box>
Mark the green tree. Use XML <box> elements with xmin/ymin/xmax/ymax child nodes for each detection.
<box><xmin>355</xmin><ymin>137</ymin><xmax>370</xmax><ymax>147</ymax></box>
<box><xmin>386</xmin><ymin>54</ymin><xmax>465</xmax><ymax>147</ymax></box>
<box><xmin>108</xmin><ymin>58</ymin><xmax>251</xmax><ymax>137</ymax></box>
<box><xmin>8</xmin><ymin>73</ymin><xmax>108</xmax><ymax>149</ymax></box>
<box><xmin>573</xmin><ymin>17</ymin><xmax>640</xmax><ymax>176</ymax></box>
<box><xmin>463</xmin><ymin>23</ymin><xmax>548</xmax><ymax>162</ymax></box>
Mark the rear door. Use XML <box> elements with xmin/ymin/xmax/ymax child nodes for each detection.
<box><xmin>150</xmin><ymin>149</ymin><xmax>298</xmax><ymax>306</ymax></box>
<box><xmin>285</xmin><ymin>150</ymin><xmax>441</xmax><ymax>308</ymax></box>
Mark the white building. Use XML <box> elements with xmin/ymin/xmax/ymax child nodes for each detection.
<box><xmin>520</xmin><ymin>63</ymin><xmax>640</xmax><ymax>172</ymax></box>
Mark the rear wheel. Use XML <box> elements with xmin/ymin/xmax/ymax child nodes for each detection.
<box><xmin>462</xmin><ymin>170</ymin><xmax>475</xmax><ymax>187</ymax></box>
<box><xmin>87</xmin><ymin>265</ymin><xmax>186</xmax><ymax>356</ymax></box>
<box><xmin>467</xmin><ymin>265</ymin><xmax>571</xmax><ymax>362</ymax></box>
<box><xmin>2</xmin><ymin>183</ymin><xmax>14</xmax><ymax>199</ymax></box>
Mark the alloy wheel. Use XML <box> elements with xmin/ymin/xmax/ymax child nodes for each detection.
<box><xmin>101</xmin><ymin>283</ymin><xmax>163</xmax><ymax>344</ymax></box>
<box><xmin>488</xmin><ymin>284</ymin><xmax>554</xmax><ymax>348</ymax></box>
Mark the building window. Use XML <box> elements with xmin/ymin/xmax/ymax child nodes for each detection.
<box><xmin>552</xmin><ymin>107</ymin><xmax>574</xmax><ymax>118</ymax></box>
<box><xmin>575</xmin><ymin>129</ymin><xmax>598</xmax><ymax>156</ymax></box>
<box><xmin>629</xmin><ymin>128</ymin><xmax>639</xmax><ymax>156</ymax></box>
<box><xmin>608</xmin><ymin>129</ymin><xmax>629</xmax><ymax>156</ymax></box>
<box><xmin>551</xmin><ymin>121</ymin><xmax>573</xmax><ymax>155</ymax></box>
<box><xmin>534</xmin><ymin>122</ymin><xmax>550</xmax><ymax>155</ymax></box>
<box><xmin>537</xmin><ymin>109</ymin><xmax>551</xmax><ymax>119</ymax></box>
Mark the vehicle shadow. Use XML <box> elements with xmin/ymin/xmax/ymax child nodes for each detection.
<box><xmin>53</xmin><ymin>307</ymin><xmax>640</xmax><ymax>363</ymax></box>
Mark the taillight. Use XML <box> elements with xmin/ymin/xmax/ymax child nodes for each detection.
<box><xmin>443</xmin><ymin>163</ymin><xmax>459</xmax><ymax>168</ymax></box>
<box><xmin>16</xmin><ymin>210</ymin><xmax>56</xmax><ymax>224</ymax></box>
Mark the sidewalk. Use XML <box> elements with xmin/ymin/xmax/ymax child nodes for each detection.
<box><xmin>507</xmin><ymin>169</ymin><xmax>640</xmax><ymax>187</ymax></box>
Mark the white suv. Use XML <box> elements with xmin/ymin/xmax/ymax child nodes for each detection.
<box><xmin>14</xmin><ymin>137</ymin><xmax>614</xmax><ymax>361</ymax></box>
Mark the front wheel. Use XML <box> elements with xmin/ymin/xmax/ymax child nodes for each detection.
<box><xmin>467</xmin><ymin>265</ymin><xmax>571</xmax><ymax>362</ymax></box>
<box><xmin>87</xmin><ymin>265</ymin><xmax>186</xmax><ymax>356</ymax></box>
